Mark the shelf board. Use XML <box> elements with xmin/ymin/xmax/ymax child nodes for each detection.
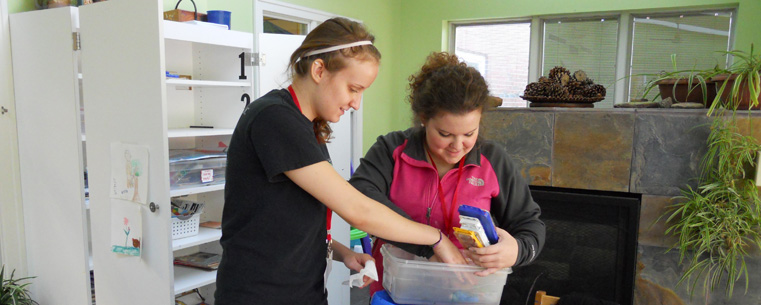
<box><xmin>167</xmin><ymin>128</ymin><xmax>234</xmax><ymax>138</ymax></box>
<box><xmin>165</xmin><ymin>79</ymin><xmax>251</xmax><ymax>88</ymax></box>
<box><xmin>170</xmin><ymin>183</ymin><xmax>225</xmax><ymax>197</ymax></box>
<box><xmin>164</xmin><ymin>20</ymin><xmax>253</xmax><ymax>49</ymax></box>
<box><xmin>173</xmin><ymin>265</ymin><xmax>217</xmax><ymax>295</ymax></box>
<box><xmin>172</xmin><ymin>227</ymin><xmax>222</xmax><ymax>251</ymax></box>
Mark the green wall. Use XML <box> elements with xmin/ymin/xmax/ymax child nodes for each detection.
<box><xmin>9</xmin><ymin>0</ymin><xmax>761</xmax><ymax>152</ymax></box>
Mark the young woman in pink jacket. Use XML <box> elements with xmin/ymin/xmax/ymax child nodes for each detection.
<box><xmin>350</xmin><ymin>52</ymin><xmax>546</xmax><ymax>297</ymax></box>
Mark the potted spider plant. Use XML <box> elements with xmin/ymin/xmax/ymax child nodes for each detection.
<box><xmin>664</xmin><ymin>108</ymin><xmax>761</xmax><ymax>299</ymax></box>
<box><xmin>0</xmin><ymin>266</ymin><xmax>38</xmax><ymax>305</ymax></box>
<box><xmin>707</xmin><ymin>45</ymin><xmax>761</xmax><ymax>113</ymax></box>
<box><xmin>640</xmin><ymin>54</ymin><xmax>721</xmax><ymax>105</ymax></box>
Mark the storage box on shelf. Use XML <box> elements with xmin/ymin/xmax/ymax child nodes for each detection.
<box><xmin>170</xmin><ymin>157</ymin><xmax>227</xmax><ymax>190</ymax></box>
<box><xmin>381</xmin><ymin>244</ymin><xmax>511</xmax><ymax>305</ymax></box>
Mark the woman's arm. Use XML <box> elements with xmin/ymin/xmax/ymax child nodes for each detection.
<box><xmin>331</xmin><ymin>241</ymin><xmax>375</xmax><ymax>288</ymax></box>
<box><xmin>478</xmin><ymin>143</ymin><xmax>545</xmax><ymax>268</ymax></box>
<box><xmin>349</xmin><ymin>130</ymin><xmax>437</xmax><ymax>258</ymax></box>
<box><xmin>285</xmin><ymin>161</ymin><xmax>466</xmax><ymax>264</ymax></box>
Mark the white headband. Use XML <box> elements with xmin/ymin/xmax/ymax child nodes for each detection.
<box><xmin>302</xmin><ymin>41</ymin><xmax>373</xmax><ymax>58</ymax></box>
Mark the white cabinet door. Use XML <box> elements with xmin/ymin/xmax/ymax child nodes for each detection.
<box><xmin>9</xmin><ymin>7</ymin><xmax>92</xmax><ymax>305</ymax></box>
<box><xmin>257</xmin><ymin>33</ymin><xmax>304</xmax><ymax>97</ymax></box>
<box><xmin>79</xmin><ymin>1</ymin><xmax>174</xmax><ymax>304</ymax></box>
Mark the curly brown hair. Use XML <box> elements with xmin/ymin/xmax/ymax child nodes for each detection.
<box><xmin>288</xmin><ymin>17</ymin><xmax>381</xmax><ymax>143</ymax></box>
<box><xmin>408</xmin><ymin>52</ymin><xmax>490</xmax><ymax>123</ymax></box>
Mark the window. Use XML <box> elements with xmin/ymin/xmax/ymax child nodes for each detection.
<box><xmin>629</xmin><ymin>11</ymin><xmax>734</xmax><ymax>102</ymax></box>
<box><xmin>450</xmin><ymin>8</ymin><xmax>735</xmax><ymax>107</ymax></box>
<box><xmin>454</xmin><ymin>22</ymin><xmax>531</xmax><ymax>107</ymax></box>
<box><xmin>263</xmin><ymin>16</ymin><xmax>308</xmax><ymax>34</ymax></box>
<box><xmin>543</xmin><ymin>17</ymin><xmax>619</xmax><ymax>108</ymax></box>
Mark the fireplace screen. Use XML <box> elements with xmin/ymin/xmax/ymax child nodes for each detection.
<box><xmin>502</xmin><ymin>186</ymin><xmax>640</xmax><ymax>305</ymax></box>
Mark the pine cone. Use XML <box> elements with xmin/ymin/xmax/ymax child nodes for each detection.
<box><xmin>592</xmin><ymin>84</ymin><xmax>606</xmax><ymax>97</ymax></box>
<box><xmin>566</xmin><ymin>80</ymin><xmax>586</xmax><ymax>98</ymax></box>
<box><xmin>524</xmin><ymin>82</ymin><xmax>547</xmax><ymax>96</ymax></box>
<box><xmin>546</xmin><ymin>83</ymin><xmax>570</xmax><ymax>98</ymax></box>
<box><xmin>581</xmin><ymin>78</ymin><xmax>595</xmax><ymax>86</ymax></box>
<box><xmin>583</xmin><ymin>84</ymin><xmax>606</xmax><ymax>98</ymax></box>
<box><xmin>548</xmin><ymin>66</ymin><xmax>570</xmax><ymax>83</ymax></box>
<box><xmin>538</xmin><ymin>76</ymin><xmax>552</xmax><ymax>83</ymax></box>
<box><xmin>572</xmin><ymin>70</ymin><xmax>588</xmax><ymax>83</ymax></box>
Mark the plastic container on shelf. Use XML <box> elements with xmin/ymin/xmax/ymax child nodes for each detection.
<box><xmin>381</xmin><ymin>244</ymin><xmax>511</xmax><ymax>305</ymax></box>
<box><xmin>169</xmin><ymin>157</ymin><xmax>227</xmax><ymax>189</ymax></box>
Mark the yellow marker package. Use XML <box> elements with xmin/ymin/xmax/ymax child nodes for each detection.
<box><xmin>453</xmin><ymin>227</ymin><xmax>484</xmax><ymax>248</ymax></box>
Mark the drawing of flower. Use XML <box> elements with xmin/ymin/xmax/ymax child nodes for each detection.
<box><xmin>124</xmin><ymin>225</ymin><xmax>131</xmax><ymax>247</ymax></box>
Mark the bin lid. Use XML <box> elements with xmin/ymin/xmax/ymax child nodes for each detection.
<box><xmin>370</xmin><ymin>290</ymin><xmax>398</xmax><ymax>305</ymax></box>
<box><xmin>350</xmin><ymin>228</ymin><xmax>368</xmax><ymax>240</ymax></box>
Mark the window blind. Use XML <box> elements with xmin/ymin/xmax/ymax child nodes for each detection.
<box><xmin>543</xmin><ymin>17</ymin><xmax>619</xmax><ymax>108</ymax></box>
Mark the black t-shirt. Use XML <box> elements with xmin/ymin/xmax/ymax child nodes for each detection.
<box><xmin>215</xmin><ymin>89</ymin><xmax>330</xmax><ymax>305</ymax></box>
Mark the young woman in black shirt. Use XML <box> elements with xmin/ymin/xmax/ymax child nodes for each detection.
<box><xmin>215</xmin><ymin>18</ymin><xmax>466</xmax><ymax>304</ymax></box>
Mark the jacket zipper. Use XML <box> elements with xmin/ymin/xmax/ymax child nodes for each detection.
<box><xmin>425</xmin><ymin>167</ymin><xmax>440</xmax><ymax>225</ymax></box>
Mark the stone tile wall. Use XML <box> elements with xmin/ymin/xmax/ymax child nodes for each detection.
<box><xmin>482</xmin><ymin>108</ymin><xmax>761</xmax><ymax>305</ymax></box>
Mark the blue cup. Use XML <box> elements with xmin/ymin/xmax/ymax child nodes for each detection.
<box><xmin>207</xmin><ymin>10</ymin><xmax>231</xmax><ymax>30</ymax></box>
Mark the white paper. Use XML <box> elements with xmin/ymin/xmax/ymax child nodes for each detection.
<box><xmin>110</xmin><ymin>143</ymin><xmax>149</xmax><ymax>204</ymax></box>
<box><xmin>342</xmin><ymin>261</ymin><xmax>378</xmax><ymax>288</ymax></box>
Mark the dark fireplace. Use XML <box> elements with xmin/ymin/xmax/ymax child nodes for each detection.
<box><xmin>503</xmin><ymin>186</ymin><xmax>640</xmax><ymax>305</ymax></box>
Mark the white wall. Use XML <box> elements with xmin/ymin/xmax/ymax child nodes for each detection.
<box><xmin>0</xmin><ymin>0</ymin><xmax>28</xmax><ymax>275</ymax></box>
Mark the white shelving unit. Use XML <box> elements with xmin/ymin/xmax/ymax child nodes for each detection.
<box><xmin>79</xmin><ymin>1</ymin><xmax>251</xmax><ymax>303</ymax></box>
<box><xmin>172</xmin><ymin>227</ymin><xmax>223</xmax><ymax>251</ymax></box>
<box><xmin>168</xmin><ymin>128</ymin><xmax>234</xmax><ymax>138</ymax></box>
<box><xmin>173</xmin><ymin>266</ymin><xmax>218</xmax><ymax>295</ymax></box>
<box><xmin>166</xmin><ymin>79</ymin><xmax>251</xmax><ymax>87</ymax></box>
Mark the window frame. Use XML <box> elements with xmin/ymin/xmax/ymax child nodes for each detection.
<box><xmin>448</xmin><ymin>7</ymin><xmax>737</xmax><ymax>106</ymax></box>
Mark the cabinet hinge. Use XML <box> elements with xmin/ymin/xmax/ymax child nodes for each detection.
<box><xmin>248</xmin><ymin>52</ymin><xmax>266</xmax><ymax>66</ymax></box>
<box><xmin>72</xmin><ymin>32</ymin><xmax>81</xmax><ymax>51</ymax></box>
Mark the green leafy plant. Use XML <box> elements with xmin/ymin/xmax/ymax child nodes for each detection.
<box><xmin>639</xmin><ymin>54</ymin><xmax>723</xmax><ymax>105</ymax></box>
<box><xmin>665</xmin><ymin>111</ymin><xmax>761</xmax><ymax>299</ymax></box>
<box><xmin>707</xmin><ymin>45</ymin><xmax>761</xmax><ymax>115</ymax></box>
<box><xmin>0</xmin><ymin>266</ymin><xmax>38</xmax><ymax>305</ymax></box>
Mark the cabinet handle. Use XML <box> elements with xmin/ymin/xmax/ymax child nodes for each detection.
<box><xmin>1</xmin><ymin>106</ymin><xmax>7</xmax><ymax>115</ymax></box>
<box><xmin>149</xmin><ymin>202</ymin><xmax>159</xmax><ymax>213</ymax></box>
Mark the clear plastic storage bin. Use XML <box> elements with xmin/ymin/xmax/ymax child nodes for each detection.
<box><xmin>169</xmin><ymin>157</ymin><xmax>226</xmax><ymax>189</ymax></box>
<box><xmin>381</xmin><ymin>244</ymin><xmax>511</xmax><ymax>305</ymax></box>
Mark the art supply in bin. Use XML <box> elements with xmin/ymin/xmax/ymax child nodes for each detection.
<box><xmin>171</xmin><ymin>198</ymin><xmax>204</xmax><ymax>220</ymax></box>
<box><xmin>455</xmin><ymin>205</ymin><xmax>499</xmax><ymax>248</ymax></box>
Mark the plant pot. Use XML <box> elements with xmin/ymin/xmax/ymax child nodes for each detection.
<box><xmin>656</xmin><ymin>78</ymin><xmax>716</xmax><ymax>105</ymax></box>
<box><xmin>710</xmin><ymin>74</ymin><xmax>761</xmax><ymax>110</ymax></box>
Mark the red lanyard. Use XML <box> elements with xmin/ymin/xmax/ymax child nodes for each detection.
<box><xmin>288</xmin><ymin>85</ymin><xmax>333</xmax><ymax>243</ymax></box>
<box><xmin>425</xmin><ymin>148</ymin><xmax>465</xmax><ymax>236</ymax></box>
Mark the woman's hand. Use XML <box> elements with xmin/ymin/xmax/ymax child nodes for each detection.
<box><xmin>342</xmin><ymin>252</ymin><xmax>376</xmax><ymax>288</ymax></box>
<box><xmin>432</xmin><ymin>236</ymin><xmax>468</xmax><ymax>265</ymax></box>
<box><xmin>465</xmin><ymin>227</ymin><xmax>519</xmax><ymax>276</ymax></box>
